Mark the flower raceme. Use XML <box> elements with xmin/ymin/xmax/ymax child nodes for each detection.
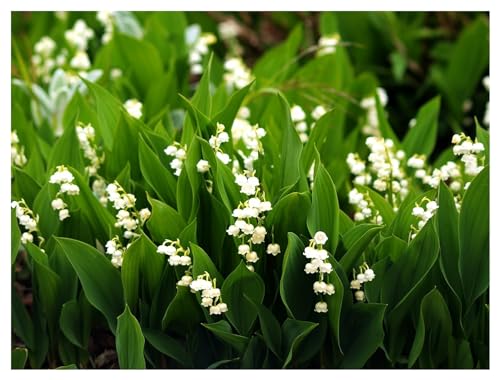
<box><xmin>49</xmin><ymin>165</ymin><xmax>80</xmax><ymax>221</ymax></box>
<box><xmin>304</xmin><ymin>231</ymin><xmax>335</xmax><ymax>313</ymax></box>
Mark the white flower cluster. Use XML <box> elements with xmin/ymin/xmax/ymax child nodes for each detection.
<box><xmin>92</xmin><ymin>178</ymin><xmax>108</xmax><ymax>206</ymax></box>
<box><xmin>209</xmin><ymin>122</ymin><xmax>232</xmax><ymax>165</ymax></box>
<box><xmin>11</xmin><ymin>131</ymin><xmax>27</xmax><ymax>167</ymax></box>
<box><xmin>49</xmin><ymin>165</ymin><xmax>80</xmax><ymax>221</ymax></box>
<box><xmin>303</xmin><ymin>231</ymin><xmax>335</xmax><ymax>313</ymax></box>
<box><xmin>360</xmin><ymin>88</ymin><xmax>388</xmax><ymax>136</ymax></box>
<box><xmin>105</xmin><ymin>236</ymin><xmax>128</xmax><ymax>267</ymax></box>
<box><xmin>189</xmin><ymin>32</ymin><xmax>217</xmax><ymax>75</ymax></box>
<box><xmin>218</xmin><ymin>19</ymin><xmax>242</xmax><ymax>56</ymax></box>
<box><xmin>124</xmin><ymin>99</ymin><xmax>143</xmax><ymax>119</ymax></box>
<box><xmin>317</xmin><ymin>33</ymin><xmax>340</xmax><ymax>56</ymax></box>
<box><xmin>290</xmin><ymin>104</ymin><xmax>327</xmax><ymax>144</ymax></box>
<box><xmin>410</xmin><ymin>199</ymin><xmax>439</xmax><ymax>240</ymax></box>
<box><xmin>157</xmin><ymin>239</ymin><xmax>192</xmax><ymax>267</ymax></box>
<box><xmin>11</xmin><ymin>199</ymin><xmax>41</xmax><ymax>245</ymax></box>
<box><xmin>106</xmin><ymin>182</ymin><xmax>151</xmax><ymax>239</ymax></box>
<box><xmin>223</xmin><ymin>57</ymin><xmax>253</xmax><ymax>91</ymax></box>
<box><xmin>65</xmin><ymin>19</ymin><xmax>94</xmax><ymax>71</ymax></box>
<box><xmin>31</xmin><ymin>36</ymin><xmax>58</xmax><ymax>83</ymax></box>
<box><xmin>350</xmin><ymin>263</ymin><xmax>376</xmax><ymax>302</ymax></box>
<box><xmin>348</xmin><ymin>187</ymin><xmax>383</xmax><ymax>224</ymax></box>
<box><xmin>97</xmin><ymin>11</ymin><xmax>115</xmax><ymax>44</ymax></box>
<box><xmin>451</xmin><ymin>133</ymin><xmax>485</xmax><ymax>177</ymax></box>
<box><xmin>231</xmin><ymin>108</ymin><xmax>266</xmax><ymax>171</ymax></box>
<box><xmin>347</xmin><ymin>137</ymin><xmax>409</xmax><ymax>208</ymax></box>
<box><xmin>483</xmin><ymin>76</ymin><xmax>489</xmax><ymax>126</ymax></box>
<box><xmin>226</xmin><ymin>183</ymin><xmax>274</xmax><ymax>268</ymax></box>
<box><xmin>164</xmin><ymin>142</ymin><xmax>188</xmax><ymax>176</ymax></box>
<box><xmin>189</xmin><ymin>272</ymin><xmax>228</xmax><ymax>315</ymax></box>
<box><xmin>76</xmin><ymin>123</ymin><xmax>104</xmax><ymax>176</ymax></box>
<box><xmin>412</xmin><ymin>157</ymin><xmax>461</xmax><ymax>190</ymax></box>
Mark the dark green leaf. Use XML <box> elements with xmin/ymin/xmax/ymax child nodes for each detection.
<box><xmin>221</xmin><ymin>262</ymin><xmax>265</xmax><ymax>336</ymax></box>
<box><xmin>146</xmin><ymin>195</ymin><xmax>186</xmax><ymax>242</ymax></box>
<box><xmin>143</xmin><ymin>328</ymin><xmax>191</xmax><ymax>367</ymax></box>
<box><xmin>12</xmin><ymin>347</ymin><xmax>28</xmax><ymax>369</ymax></box>
<box><xmin>307</xmin><ymin>163</ymin><xmax>340</xmax><ymax>253</ymax></box>
<box><xmin>116</xmin><ymin>305</ymin><xmax>146</xmax><ymax>369</ymax></box>
<box><xmin>11</xmin><ymin>209</ymin><xmax>20</xmax><ymax>265</ymax></box>
<box><xmin>281</xmin><ymin>318</ymin><xmax>318</xmax><ymax>368</ymax></box>
<box><xmin>459</xmin><ymin>166</ymin><xmax>489</xmax><ymax>308</ymax></box>
<box><xmin>55</xmin><ymin>237</ymin><xmax>124</xmax><ymax>333</ymax></box>
<box><xmin>202</xmin><ymin>320</ymin><xmax>249</xmax><ymax>353</ymax></box>
<box><xmin>340</xmin><ymin>224</ymin><xmax>384</xmax><ymax>273</ymax></box>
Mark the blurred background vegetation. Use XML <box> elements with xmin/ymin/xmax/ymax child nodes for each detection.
<box><xmin>12</xmin><ymin>11</ymin><xmax>489</xmax><ymax>160</ymax></box>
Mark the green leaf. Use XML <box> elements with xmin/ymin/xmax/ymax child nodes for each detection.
<box><xmin>146</xmin><ymin>195</ymin><xmax>186</xmax><ymax>242</ymax></box>
<box><xmin>408</xmin><ymin>288</ymin><xmax>453</xmax><ymax>368</ymax></box>
<box><xmin>138</xmin><ymin>135</ymin><xmax>177</xmax><ymax>207</ymax></box>
<box><xmin>82</xmin><ymin>79</ymin><xmax>122</xmax><ymax>151</ymax></box>
<box><xmin>307</xmin><ymin>163</ymin><xmax>340</xmax><ymax>253</ymax></box>
<box><xmin>222</xmin><ymin>262</ymin><xmax>265</xmax><ymax>336</ymax></box>
<box><xmin>340</xmin><ymin>303</ymin><xmax>387</xmax><ymax>368</ymax></box>
<box><xmin>56</xmin><ymin>364</ymin><xmax>78</xmax><ymax>369</ymax></box>
<box><xmin>475</xmin><ymin>121</ymin><xmax>489</xmax><ymax>164</ymax></box>
<box><xmin>55</xmin><ymin>237</ymin><xmax>124</xmax><ymax>333</ymax></box>
<box><xmin>267</xmin><ymin>192</ymin><xmax>311</xmax><ymax>250</ymax></box>
<box><xmin>121</xmin><ymin>234</ymin><xmax>165</xmax><ymax>310</ymax></box>
<box><xmin>436</xmin><ymin>182</ymin><xmax>463</xmax><ymax>306</ymax></box>
<box><xmin>190</xmin><ymin>243</ymin><xmax>223</xmax><ymax>285</ymax></box>
<box><xmin>211</xmin><ymin>81</ymin><xmax>253</xmax><ymax>128</ymax></box>
<box><xmin>12</xmin><ymin>347</ymin><xmax>28</xmax><ymax>369</ymax></box>
<box><xmin>12</xmin><ymin>287</ymin><xmax>35</xmax><ymax>349</ymax></box>
<box><xmin>249</xmin><ymin>300</ymin><xmax>282</xmax><ymax>359</ymax></box>
<box><xmin>402</xmin><ymin>96</ymin><xmax>440</xmax><ymax>157</ymax></box>
<box><xmin>362</xmin><ymin>186</ymin><xmax>396</xmax><ymax>226</ymax></box>
<box><xmin>114</xmin><ymin>34</ymin><xmax>163</xmax><ymax>97</ymax></box>
<box><xmin>339</xmin><ymin>223</ymin><xmax>384</xmax><ymax>274</ymax></box>
<box><xmin>11</xmin><ymin>209</ymin><xmax>21</xmax><ymax>265</ymax></box>
<box><xmin>280</xmin><ymin>232</ymin><xmax>314</xmax><ymax>320</ymax></box>
<box><xmin>442</xmin><ymin>18</ymin><xmax>489</xmax><ymax>117</ymax></box>
<box><xmin>162</xmin><ymin>286</ymin><xmax>203</xmax><ymax>335</ymax></box>
<box><xmin>143</xmin><ymin>328</ymin><xmax>191</xmax><ymax>367</ymax></box>
<box><xmin>12</xmin><ymin>167</ymin><xmax>41</xmax><ymax>206</ymax></box>
<box><xmin>46</xmin><ymin>122</ymin><xmax>84</xmax><ymax>174</ymax></box>
<box><xmin>202</xmin><ymin>320</ymin><xmax>249</xmax><ymax>353</ymax></box>
<box><xmin>375</xmin><ymin>93</ymin><xmax>400</xmax><ymax>146</ymax></box>
<box><xmin>459</xmin><ymin>166</ymin><xmax>489</xmax><ymax>308</ymax></box>
<box><xmin>281</xmin><ymin>319</ymin><xmax>318</xmax><ymax>368</ymax></box>
<box><xmin>116</xmin><ymin>305</ymin><xmax>146</xmax><ymax>369</ymax></box>
<box><xmin>60</xmin><ymin>300</ymin><xmax>86</xmax><ymax>349</ymax></box>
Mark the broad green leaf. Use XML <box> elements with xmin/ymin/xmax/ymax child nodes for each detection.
<box><xmin>307</xmin><ymin>163</ymin><xmax>340</xmax><ymax>253</ymax></box>
<box><xmin>326</xmin><ymin>261</ymin><xmax>345</xmax><ymax>353</ymax></box>
<box><xmin>82</xmin><ymin>79</ymin><xmax>122</xmax><ymax>151</ymax></box>
<box><xmin>221</xmin><ymin>261</ymin><xmax>265</xmax><ymax>336</ymax></box>
<box><xmin>267</xmin><ymin>192</ymin><xmax>311</xmax><ymax>250</ymax></box>
<box><xmin>362</xmin><ymin>186</ymin><xmax>396</xmax><ymax>226</ymax></box>
<box><xmin>114</xmin><ymin>34</ymin><xmax>163</xmax><ymax>97</ymax></box>
<box><xmin>436</xmin><ymin>182</ymin><xmax>463</xmax><ymax>309</ymax></box>
<box><xmin>475</xmin><ymin>121</ymin><xmax>489</xmax><ymax>164</ymax></box>
<box><xmin>211</xmin><ymin>81</ymin><xmax>253</xmax><ymax>128</ymax></box>
<box><xmin>11</xmin><ymin>209</ymin><xmax>20</xmax><ymax>265</ymax></box>
<box><xmin>190</xmin><ymin>243</ymin><xmax>223</xmax><ymax>285</ymax></box>
<box><xmin>202</xmin><ymin>320</ymin><xmax>249</xmax><ymax>353</ymax></box>
<box><xmin>280</xmin><ymin>232</ymin><xmax>314</xmax><ymax>320</ymax></box>
<box><xmin>12</xmin><ymin>347</ymin><xmax>28</xmax><ymax>369</ymax></box>
<box><xmin>442</xmin><ymin>18</ymin><xmax>489</xmax><ymax>117</ymax></box>
<box><xmin>12</xmin><ymin>287</ymin><xmax>35</xmax><ymax>350</ymax></box>
<box><xmin>408</xmin><ymin>288</ymin><xmax>453</xmax><ymax>368</ymax></box>
<box><xmin>55</xmin><ymin>237</ymin><xmax>124</xmax><ymax>333</ymax></box>
<box><xmin>402</xmin><ymin>96</ymin><xmax>440</xmax><ymax>157</ymax></box>
<box><xmin>46</xmin><ymin>122</ymin><xmax>84</xmax><ymax>174</ymax></box>
<box><xmin>248</xmin><ymin>299</ymin><xmax>282</xmax><ymax>359</ymax></box>
<box><xmin>116</xmin><ymin>305</ymin><xmax>146</xmax><ymax>369</ymax></box>
<box><xmin>281</xmin><ymin>319</ymin><xmax>318</xmax><ymax>368</ymax></box>
<box><xmin>138</xmin><ymin>135</ymin><xmax>177</xmax><ymax>207</ymax></box>
<box><xmin>339</xmin><ymin>224</ymin><xmax>384</xmax><ymax>274</ymax></box>
<box><xmin>340</xmin><ymin>303</ymin><xmax>387</xmax><ymax>368</ymax></box>
<box><xmin>12</xmin><ymin>167</ymin><xmax>41</xmax><ymax>206</ymax></box>
<box><xmin>106</xmin><ymin>114</ymin><xmax>140</xmax><ymax>180</ymax></box>
<box><xmin>146</xmin><ymin>195</ymin><xmax>186</xmax><ymax>242</ymax></box>
<box><xmin>162</xmin><ymin>286</ymin><xmax>203</xmax><ymax>335</ymax></box>
<box><xmin>143</xmin><ymin>328</ymin><xmax>191</xmax><ymax>367</ymax></box>
<box><xmin>60</xmin><ymin>300</ymin><xmax>85</xmax><ymax>349</ymax></box>
<box><xmin>121</xmin><ymin>234</ymin><xmax>165</xmax><ymax>310</ymax></box>
<box><xmin>459</xmin><ymin>166</ymin><xmax>489</xmax><ymax>308</ymax></box>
